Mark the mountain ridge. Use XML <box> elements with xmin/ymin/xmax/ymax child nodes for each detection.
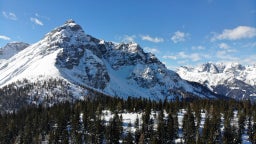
<box><xmin>0</xmin><ymin>42</ymin><xmax>29</xmax><ymax>65</ymax></box>
<box><xmin>0</xmin><ymin>20</ymin><xmax>224</xmax><ymax>104</ymax></box>
<box><xmin>177</xmin><ymin>62</ymin><xmax>256</xmax><ymax>100</ymax></box>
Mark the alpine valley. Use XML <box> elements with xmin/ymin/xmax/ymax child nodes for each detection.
<box><xmin>0</xmin><ymin>20</ymin><xmax>224</xmax><ymax>111</ymax></box>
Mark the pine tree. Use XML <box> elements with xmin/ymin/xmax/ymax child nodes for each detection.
<box><xmin>157</xmin><ymin>109</ymin><xmax>165</xmax><ymax>143</ymax></box>
<box><xmin>237</xmin><ymin>112</ymin><xmax>246</xmax><ymax>143</ymax></box>
<box><xmin>134</xmin><ymin>115</ymin><xmax>141</xmax><ymax>143</ymax></box>
<box><xmin>123</xmin><ymin>122</ymin><xmax>133</xmax><ymax>144</ymax></box>
<box><xmin>166</xmin><ymin>112</ymin><xmax>176</xmax><ymax>143</ymax></box>
<box><xmin>182</xmin><ymin>106</ymin><xmax>196</xmax><ymax>143</ymax></box>
<box><xmin>248</xmin><ymin>116</ymin><xmax>253</xmax><ymax>142</ymax></box>
<box><xmin>108</xmin><ymin>112</ymin><xmax>122</xmax><ymax>143</ymax></box>
<box><xmin>223</xmin><ymin>116</ymin><xmax>236</xmax><ymax>144</ymax></box>
<box><xmin>142</xmin><ymin>104</ymin><xmax>151</xmax><ymax>142</ymax></box>
<box><xmin>95</xmin><ymin>116</ymin><xmax>104</xmax><ymax>144</ymax></box>
<box><xmin>202</xmin><ymin>114</ymin><xmax>210</xmax><ymax>142</ymax></box>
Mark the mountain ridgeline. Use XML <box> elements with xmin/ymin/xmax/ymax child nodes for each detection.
<box><xmin>0</xmin><ymin>20</ymin><xmax>225</xmax><ymax>111</ymax></box>
<box><xmin>0</xmin><ymin>42</ymin><xmax>29</xmax><ymax>65</ymax></box>
<box><xmin>177</xmin><ymin>62</ymin><xmax>256</xmax><ymax>101</ymax></box>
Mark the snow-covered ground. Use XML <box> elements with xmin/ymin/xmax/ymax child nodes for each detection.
<box><xmin>100</xmin><ymin>109</ymin><xmax>252</xmax><ymax>143</ymax></box>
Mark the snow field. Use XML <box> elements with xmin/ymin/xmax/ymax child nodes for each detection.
<box><xmin>99</xmin><ymin>108</ymin><xmax>252</xmax><ymax>143</ymax></box>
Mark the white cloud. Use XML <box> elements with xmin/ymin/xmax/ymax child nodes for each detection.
<box><xmin>171</xmin><ymin>31</ymin><xmax>189</xmax><ymax>43</ymax></box>
<box><xmin>30</xmin><ymin>17</ymin><xmax>44</xmax><ymax>26</ymax></box>
<box><xmin>177</xmin><ymin>60</ymin><xmax>189</xmax><ymax>65</ymax></box>
<box><xmin>120</xmin><ymin>35</ymin><xmax>136</xmax><ymax>43</ymax></box>
<box><xmin>185</xmin><ymin>53</ymin><xmax>201</xmax><ymax>62</ymax></box>
<box><xmin>144</xmin><ymin>47</ymin><xmax>160</xmax><ymax>54</ymax></box>
<box><xmin>2</xmin><ymin>11</ymin><xmax>17</xmax><ymax>20</ymax></box>
<box><xmin>219</xmin><ymin>42</ymin><xmax>230</xmax><ymax>49</ymax></box>
<box><xmin>121</xmin><ymin>35</ymin><xmax>136</xmax><ymax>43</ymax></box>
<box><xmin>192</xmin><ymin>45</ymin><xmax>205</xmax><ymax>50</ymax></box>
<box><xmin>243</xmin><ymin>42</ymin><xmax>256</xmax><ymax>48</ymax></box>
<box><xmin>140</xmin><ymin>35</ymin><xmax>164</xmax><ymax>43</ymax></box>
<box><xmin>0</xmin><ymin>35</ymin><xmax>11</xmax><ymax>41</ymax></box>
<box><xmin>242</xmin><ymin>55</ymin><xmax>256</xmax><ymax>65</ymax></box>
<box><xmin>211</xmin><ymin>26</ymin><xmax>256</xmax><ymax>41</ymax></box>
<box><xmin>216</xmin><ymin>50</ymin><xmax>238</xmax><ymax>61</ymax></box>
<box><xmin>163</xmin><ymin>55</ymin><xmax>177</xmax><ymax>60</ymax></box>
<box><xmin>163</xmin><ymin>51</ymin><xmax>202</xmax><ymax>62</ymax></box>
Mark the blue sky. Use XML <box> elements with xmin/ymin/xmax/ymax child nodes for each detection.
<box><xmin>1</xmin><ymin>0</ymin><xmax>256</xmax><ymax>69</ymax></box>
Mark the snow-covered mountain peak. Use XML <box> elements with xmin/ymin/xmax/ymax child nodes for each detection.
<box><xmin>222</xmin><ymin>62</ymin><xmax>245</xmax><ymax>73</ymax></box>
<box><xmin>182</xmin><ymin>62</ymin><xmax>246</xmax><ymax>74</ymax></box>
<box><xmin>0</xmin><ymin>42</ymin><xmax>29</xmax><ymax>60</ymax></box>
<box><xmin>0</xmin><ymin>20</ymin><xmax>223</xmax><ymax>101</ymax></box>
<box><xmin>177</xmin><ymin>62</ymin><xmax>256</xmax><ymax>100</ymax></box>
<box><xmin>43</xmin><ymin>20</ymin><xmax>89</xmax><ymax>46</ymax></box>
<box><xmin>196</xmin><ymin>62</ymin><xmax>219</xmax><ymax>74</ymax></box>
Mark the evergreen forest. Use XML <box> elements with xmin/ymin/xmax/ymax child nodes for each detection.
<box><xmin>0</xmin><ymin>94</ymin><xmax>256</xmax><ymax>143</ymax></box>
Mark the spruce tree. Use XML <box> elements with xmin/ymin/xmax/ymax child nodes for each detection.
<box><xmin>123</xmin><ymin>122</ymin><xmax>133</xmax><ymax>144</ymax></box>
<box><xmin>108</xmin><ymin>112</ymin><xmax>122</xmax><ymax>143</ymax></box>
<box><xmin>166</xmin><ymin>112</ymin><xmax>176</xmax><ymax>143</ymax></box>
<box><xmin>182</xmin><ymin>106</ymin><xmax>196</xmax><ymax>143</ymax></box>
<box><xmin>157</xmin><ymin>109</ymin><xmax>165</xmax><ymax>143</ymax></box>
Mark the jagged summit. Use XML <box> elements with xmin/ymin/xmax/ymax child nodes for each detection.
<box><xmin>0</xmin><ymin>20</ymin><xmax>223</xmax><ymax>102</ymax></box>
<box><xmin>177</xmin><ymin>62</ymin><xmax>256</xmax><ymax>100</ymax></box>
<box><xmin>65</xmin><ymin>19</ymin><xmax>75</xmax><ymax>24</ymax></box>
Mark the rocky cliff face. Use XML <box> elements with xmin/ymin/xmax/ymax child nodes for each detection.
<box><xmin>0</xmin><ymin>20</ymin><xmax>223</xmax><ymax>103</ymax></box>
<box><xmin>177</xmin><ymin>62</ymin><xmax>256</xmax><ymax>100</ymax></box>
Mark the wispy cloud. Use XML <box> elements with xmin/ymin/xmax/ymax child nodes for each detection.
<box><xmin>163</xmin><ymin>51</ymin><xmax>205</xmax><ymax>62</ymax></box>
<box><xmin>243</xmin><ymin>42</ymin><xmax>256</xmax><ymax>48</ymax></box>
<box><xmin>163</xmin><ymin>55</ymin><xmax>177</xmax><ymax>60</ymax></box>
<box><xmin>242</xmin><ymin>55</ymin><xmax>256</xmax><ymax>65</ymax></box>
<box><xmin>144</xmin><ymin>47</ymin><xmax>160</xmax><ymax>54</ymax></box>
<box><xmin>121</xmin><ymin>35</ymin><xmax>136</xmax><ymax>43</ymax></box>
<box><xmin>0</xmin><ymin>35</ymin><xmax>11</xmax><ymax>41</ymax></box>
<box><xmin>211</xmin><ymin>26</ymin><xmax>256</xmax><ymax>41</ymax></box>
<box><xmin>219</xmin><ymin>42</ymin><xmax>230</xmax><ymax>49</ymax></box>
<box><xmin>140</xmin><ymin>35</ymin><xmax>164</xmax><ymax>43</ymax></box>
<box><xmin>216</xmin><ymin>49</ymin><xmax>238</xmax><ymax>61</ymax></box>
<box><xmin>30</xmin><ymin>17</ymin><xmax>44</xmax><ymax>26</ymax></box>
<box><xmin>2</xmin><ymin>11</ymin><xmax>17</xmax><ymax>20</ymax></box>
<box><xmin>171</xmin><ymin>31</ymin><xmax>189</xmax><ymax>43</ymax></box>
<box><xmin>192</xmin><ymin>45</ymin><xmax>205</xmax><ymax>50</ymax></box>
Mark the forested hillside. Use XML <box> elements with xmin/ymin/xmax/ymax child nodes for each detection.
<box><xmin>0</xmin><ymin>95</ymin><xmax>256</xmax><ymax>143</ymax></box>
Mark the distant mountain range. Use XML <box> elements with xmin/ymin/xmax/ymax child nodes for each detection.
<box><xmin>0</xmin><ymin>20</ymin><xmax>223</xmax><ymax>111</ymax></box>
<box><xmin>0</xmin><ymin>42</ymin><xmax>29</xmax><ymax>64</ymax></box>
<box><xmin>177</xmin><ymin>62</ymin><xmax>256</xmax><ymax>100</ymax></box>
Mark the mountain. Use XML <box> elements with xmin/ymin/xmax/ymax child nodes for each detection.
<box><xmin>177</xmin><ymin>62</ymin><xmax>256</xmax><ymax>100</ymax></box>
<box><xmin>0</xmin><ymin>20</ymin><xmax>223</xmax><ymax>111</ymax></box>
<box><xmin>0</xmin><ymin>42</ymin><xmax>29</xmax><ymax>64</ymax></box>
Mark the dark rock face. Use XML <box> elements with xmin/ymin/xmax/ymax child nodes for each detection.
<box><xmin>56</xmin><ymin>45</ymin><xmax>85</xmax><ymax>69</ymax></box>
<box><xmin>213</xmin><ymin>79</ymin><xmax>256</xmax><ymax>100</ymax></box>
<box><xmin>83</xmin><ymin>50</ymin><xmax>110</xmax><ymax>89</ymax></box>
<box><xmin>198</xmin><ymin>63</ymin><xmax>219</xmax><ymax>74</ymax></box>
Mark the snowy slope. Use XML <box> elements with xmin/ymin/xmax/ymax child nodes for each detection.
<box><xmin>177</xmin><ymin>62</ymin><xmax>256</xmax><ymax>100</ymax></box>
<box><xmin>0</xmin><ymin>20</ymin><xmax>222</xmax><ymax>100</ymax></box>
